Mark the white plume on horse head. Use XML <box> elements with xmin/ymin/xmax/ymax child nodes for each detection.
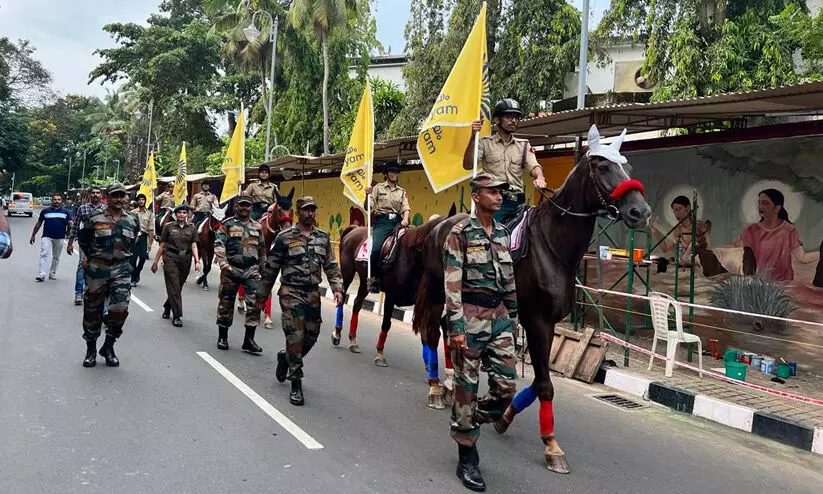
<box><xmin>211</xmin><ymin>203</ymin><xmax>227</xmax><ymax>221</ymax></box>
<box><xmin>586</xmin><ymin>124</ymin><xmax>628</xmax><ymax>165</ymax></box>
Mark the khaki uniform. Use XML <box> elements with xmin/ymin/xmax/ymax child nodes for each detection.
<box><xmin>477</xmin><ymin>134</ymin><xmax>540</xmax><ymax>194</ymax></box>
<box><xmin>215</xmin><ymin>217</ymin><xmax>265</xmax><ymax>328</ymax></box>
<box><xmin>160</xmin><ymin>222</ymin><xmax>197</xmax><ymax>319</ymax></box>
<box><xmin>367</xmin><ymin>182</ymin><xmax>410</xmax><ymax>273</ymax></box>
<box><xmin>156</xmin><ymin>191</ymin><xmax>175</xmax><ymax>211</ymax></box>
<box><xmin>243</xmin><ymin>181</ymin><xmax>278</xmax><ymax>220</ymax></box>
<box><xmin>190</xmin><ymin>191</ymin><xmax>218</xmax><ymax>213</ymax></box>
<box><xmin>444</xmin><ymin>212</ymin><xmax>518</xmax><ymax>447</ymax></box>
<box><xmin>129</xmin><ymin>208</ymin><xmax>155</xmax><ymax>283</ymax></box>
<box><xmin>256</xmin><ymin>226</ymin><xmax>343</xmax><ymax>381</ymax></box>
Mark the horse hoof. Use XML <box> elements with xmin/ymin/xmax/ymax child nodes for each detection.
<box><xmin>237</xmin><ymin>306</ymin><xmax>245</xmax><ymax>313</ymax></box>
<box><xmin>264</xmin><ymin>322</ymin><xmax>273</xmax><ymax>330</ymax></box>
<box><xmin>331</xmin><ymin>330</ymin><xmax>341</xmax><ymax>346</ymax></box>
<box><xmin>544</xmin><ymin>453</ymin><xmax>570</xmax><ymax>474</ymax></box>
<box><xmin>374</xmin><ymin>356</ymin><xmax>388</xmax><ymax>367</ymax></box>
<box><xmin>427</xmin><ymin>394</ymin><xmax>445</xmax><ymax>410</ymax></box>
<box><xmin>349</xmin><ymin>344</ymin><xmax>361</xmax><ymax>354</ymax></box>
<box><xmin>201</xmin><ymin>285</ymin><xmax>209</xmax><ymax>292</ymax></box>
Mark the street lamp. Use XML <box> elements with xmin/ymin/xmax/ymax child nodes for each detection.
<box><xmin>244</xmin><ymin>10</ymin><xmax>279</xmax><ymax>162</ymax></box>
<box><xmin>134</xmin><ymin>98</ymin><xmax>155</xmax><ymax>162</ymax></box>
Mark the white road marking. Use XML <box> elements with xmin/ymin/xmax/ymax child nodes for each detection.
<box><xmin>196</xmin><ymin>351</ymin><xmax>324</xmax><ymax>450</ymax></box>
<box><xmin>130</xmin><ymin>295</ymin><xmax>154</xmax><ymax>313</ymax></box>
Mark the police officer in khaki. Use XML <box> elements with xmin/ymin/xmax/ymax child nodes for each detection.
<box><xmin>243</xmin><ymin>164</ymin><xmax>278</xmax><ymax>221</ymax></box>
<box><xmin>465</xmin><ymin>98</ymin><xmax>547</xmax><ymax>223</ymax></box>
<box><xmin>363</xmin><ymin>161</ymin><xmax>410</xmax><ymax>293</ymax></box>
<box><xmin>190</xmin><ymin>182</ymin><xmax>219</xmax><ymax>225</ymax></box>
<box><xmin>156</xmin><ymin>182</ymin><xmax>176</xmax><ymax>214</ymax></box>
<box><xmin>152</xmin><ymin>204</ymin><xmax>200</xmax><ymax>327</ymax></box>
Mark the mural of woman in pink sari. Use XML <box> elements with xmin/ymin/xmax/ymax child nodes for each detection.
<box><xmin>734</xmin><ymin>189</ymin><xmax>819</xmax><ymax>282</ymax></box>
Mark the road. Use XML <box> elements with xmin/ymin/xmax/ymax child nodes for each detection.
<box><xmin>2</xmin><ymin>212</ymin><xmax>822</xmax><ymax>493</ymax></box>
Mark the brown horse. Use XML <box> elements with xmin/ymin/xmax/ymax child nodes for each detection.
<box><xmin>155</xmin><ymin>209</ymin><xmax>174</xmax><ymax>242</ymax></box>
<box><xmin>336</xmin><ymin>217</ymin><xmax>453</xmax><ymax>392</ymax></box>
<box><xmin>413</xmin><ymin>136</ymin><xmax>651</xmax><ymax>473</ymax></box>
<box><xmin>194</xmin><ymin>211</ymin><xmax>223</xmax><ymax>291</ymax></box>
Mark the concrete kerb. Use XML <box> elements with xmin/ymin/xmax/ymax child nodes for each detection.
<box><xmin>595</xmin><ymin>365</ymin><xmax>823</xmax><ymax>456</ymax></box>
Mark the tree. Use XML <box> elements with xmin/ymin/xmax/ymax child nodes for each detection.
<box><xmin>288</xmin><ymin>0</ymin><xmax>356</xmax><ymax>155</ymax></box>
<box><xmin>596</xmin><ymin>1</ymin><xmax>823</xmax><ymax>101</ymax></box>
<box><xmin>0</xmin><ymin>37</ymin><xmax>53</xmax><ymax>106</ymax></box>
<box><xmin>331</xmin><ymin>76</ymin><xmax>405</xmax><ymax>150</ymax></box>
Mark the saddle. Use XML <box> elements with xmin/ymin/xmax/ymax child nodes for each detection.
<box><xmin>507</xmin><ymin>207</ymin><xmax>533</xmax><ymax>264</ymax></box>
<box><xmin>355</xmin><ymin>227</ymin><xmax>406</xmax><ymax>272</ymax></box>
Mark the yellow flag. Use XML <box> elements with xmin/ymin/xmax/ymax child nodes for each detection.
<box><xmin>137</xmin><ymin>152</ymin><xmax>158</xmax><ymax>207</ymax></box>
<box><xmin>220</xmin><ymin>106</ymin><xmax>246</xmax><ymax>205</ymax></box>
<box><xmin>173</xmin><ymin>143</ymin><xmax>188</xmax><ymax>205</ymax></box>
<box><xmin>417</xmin><ymin>3</ymin><xmax>490</xmax><ymax>193</ymax></box>
<box><xmin>340</xmin><ymin>82</ymin><xmax>374</xmax><ymax>206</ymax></box>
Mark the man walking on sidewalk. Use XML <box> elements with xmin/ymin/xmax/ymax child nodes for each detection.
<box><xmin>30</xmin><ymin>193</ymin><xmax>72</xmax><ymax>281</ymax></box>
<box><xmin>67</xmin><ymin>186</ymin><xmax>104</xmax><ymax>305</ymax></box>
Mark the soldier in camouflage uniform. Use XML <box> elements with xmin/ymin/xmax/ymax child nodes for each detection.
<box><xmin>254</xmin><ymin>196</ymin><xmax>343</xmax><ymax>406</ymax></box>
<box><xmin>444</xmin><ymin>172</ymin><xmax>518</xmax><ymax>492</ymax></box>
<box><xmin>214</xmin><ymin>195</ymin><xmax>266</xmax><ymax>353</ymax></box>
<box><xmin>77</xmin><ymin>184</ymin><xmax>141</xmax><ymax>368</ymax></box>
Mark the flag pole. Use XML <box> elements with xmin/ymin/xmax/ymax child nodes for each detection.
<box><xmin>366</xmin><ymin>79</ymin><xmax>373</xmax><ymax>281</ymax></box>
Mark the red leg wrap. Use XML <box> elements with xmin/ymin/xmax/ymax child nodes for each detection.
<box><xmin>348</xmin><ymin>312</ymin><xmax>359</xmax><ymax>338</ymax></box>
<box><xmin>377</xmin><ymin>330</ymin><xmax>388</xmax><ymax>350</ymax></box>
<box><xmin>539</xmin><ymin>400</ymin><xmax>555</xmax><ymax>436</ymax></box>
<box><xmin>264</xmin><ymin>296</ymin><xmax>272</xmax><ymax>317</ymax></box>
<box><xmin>443</xmin><ymin>337</ymin><xmax>453</xmax><ymax>369</ymax></box>
<box><xmin>238</xmin><ymin>285</ymin><xmax>245</xmax><ymax>298</ymax></box>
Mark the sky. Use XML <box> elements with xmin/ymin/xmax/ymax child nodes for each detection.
<box><xmin>0</xmin><ymin>0</ymin><xmax>607</xmax><ymax>100</ymax></box>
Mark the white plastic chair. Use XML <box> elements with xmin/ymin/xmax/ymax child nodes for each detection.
<box><xmin>647</xmin><ymin>292</ymin><xmax>703</xmax><ymax>377</ymax></box>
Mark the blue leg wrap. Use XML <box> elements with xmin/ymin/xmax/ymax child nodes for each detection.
<box><xmin>335</xmin><ymin>305</ymin><xmax>344</xmax><ymax>328</ymax></box>
<box><xmin>512</xmin><ymin>386</ymin><xmax>538</xmax><ymax>412</ymax></box>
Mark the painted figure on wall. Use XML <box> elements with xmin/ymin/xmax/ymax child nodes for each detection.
<box><xmin>650</xmin><ymin>195</ymin><xmax>712</xmax><ymax>266</ymax></box>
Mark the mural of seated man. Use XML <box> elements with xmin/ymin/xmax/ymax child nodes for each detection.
<box><xmin>650</xmin><ymin>195</ymin><xmax>724</xmax><ymax>276</ymax></box>
<box><xmin>729</xmin><ymin>188</ymin><xmax>820</xmax><ymax>282</ymax></box>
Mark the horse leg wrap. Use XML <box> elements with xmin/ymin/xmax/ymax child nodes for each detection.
<box><xmin>539</xmin><ymin>400</ymin><xmax>555</xmax><ymax>436</ymax></box>
<box><xmin>443</xmin><ymin>338</ymin><xmax>453</xmax><ymax>369</ymax></box>
<box><xmin>335</xmin><ymin>305</ymin><xmax>344</xmax><ymax>329</ymax></box>
<box><xmin>376</xmin><ymin>330</ymin><xmax>388</xmax><ymax>351</ymax></box>
<box><xmin>512</xmin><ymin>386</ymin><xmax>538</xmax><ymax>413</ymax></box>
<box><xmin>348</xmin><ymin>313</ymin><xmax>359</xmax><ymax>338</ymax></box>
<box><xmin>426</xmin><ymin>347</ymin><xmax>439</xmax><ymax>380</ymax></box>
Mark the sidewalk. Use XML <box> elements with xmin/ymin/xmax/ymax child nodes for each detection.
<box><xmin>590</xmin><ymin>328</ymin><xmax>823</xmax><ymax>456</ymax></box>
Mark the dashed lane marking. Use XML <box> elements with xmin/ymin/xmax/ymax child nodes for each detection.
<box><xmin>130</xmin><ymin>295</ymin><xmax>154</xmax><ymax>312</ymax></box>
<box><xmin>196</xmin><ymin>351</ymin><xmax>324</xmax><ymax>450</ymax></box>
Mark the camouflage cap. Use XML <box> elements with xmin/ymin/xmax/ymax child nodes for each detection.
<box><xmin>296</xmin><ymin>196</ymin><xmax>317</xmax><ymax>209</ymax></box>
<box><xmin>236</xmin><ymin>195</ymin><xmax>253</xmax><ymax>205</ymax></box>
<box><xmin>470</xmin><ymin>172</ymin><xmax>509</xmax><ymax>192</ymax></box>
<box><xmin>107</xmin><ymin>183</ymin><xmax>128</xmax><ymax>195</ymax></box>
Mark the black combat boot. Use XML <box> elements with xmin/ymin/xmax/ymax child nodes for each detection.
<box><xmin>217</xmin><ymin>326</ymin><xmax>229</xmax><ymax>350</ymax></box>
<box><xmin>98</xmin><ymin>336</ymin><xmax>119</xmax><ymax>367</ymax></box>
<box><xmin>456</xmin><ymin>444</ymin><xmax>486</xmax><ymax>492</ymax></box>
<box><xmin>241</xmin><ymin>326</ymin><xmax>262</xmax><ymax>354</ymax></box>
<box><xmin>82</xmin><ymin>340</ymin><xmax>97</xmax><ymax>368</ymax></box>
<box><xmin>275</xmin><ymin>350</ymin><xmax>288</xmax><ymax>383</ymax></box>
<box><xmin>289</xmin><ymin>379</ymin><xmax>304</xmax><ymax>406</ymax></box>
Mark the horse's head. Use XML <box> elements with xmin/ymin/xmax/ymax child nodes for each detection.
<box><xmin>584</xmin><ymin>125</ymin><xmax>651</xmax><ymax>229</ymax></box>
<box><xmin>275</xmin><ymin>187</ymin><xmax>295</xmax><ymax>228</ymax></box>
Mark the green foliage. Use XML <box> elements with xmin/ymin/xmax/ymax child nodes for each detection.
<box><xmin>331</xmin><ymin>76</ymin><xmax>405</xmax><ymax>150</ymax></box>
<box><xmin>596</xmin><ymin>1</ymin><xmax>823</xmax><ymax>101</ymax></box>
<box><xmin>0</xmin><ymin>37</ymin><xmax>53</xmax><ymax>106</ymax></box>
<box><xmin>710</xmin><ymin>274</ymin><xmax>796</xmax><ymax>332</ymax></box>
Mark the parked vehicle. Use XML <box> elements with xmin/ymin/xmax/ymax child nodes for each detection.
<box><xmin>8</xmin><ymin>192</ymin><xmax>33</xmax><ymax>217</ymax></box>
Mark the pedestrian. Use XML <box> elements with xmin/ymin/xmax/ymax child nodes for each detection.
<box><xmin>363</xmin><ymin>161</ymin><xmax>410</xmax><ymax>293</ymax></box>
<box><xmin>255</xmin><ymin>196</ymin><xmax>343</xmax><ymax>406</ymax></box>
<box><xmin>0</xmin><ymin>171</ymin><xmax>12</xmax><ymax>259</ymax></box>
<box><xmin>151</xmin><ymin>204</ymin><xmax>200</xmax><ymax>327</ymax></box>
<box><xmin>243</xmin><ymin>164</ymin><xmax>278</xmax><ymax>221</ymax></box>
<box><xmin>465</xmin><ymin>98</ymin><xmax>547</xmax><ymax>224</ymax></box>
<box><xmin>444</xmin><ymin>172</ymin><xmax>518</xmax><ymax>491</ymax></box>
<box><xmin>76</xmin><ymin>184</ymin><xmax>140</xmax><ymax>368</ymax></box>
<box><xmin>155</xmin><ymin>182</ymin><xmax>176</xmax><ymax>216</ymax></box>
<box><xmin>29</xmin><ymin>193</ymin><xmax>73</xmax><ymax>281</ymax></box>
<box><xmin>67</xmin><ymin>186</ymin><xmax>104</xmax><ymax>305</ymax></box>
<box><xmin>130</xmin><ymin>194</ymin><xmax>155</xmax><ymax>286</ymax></box>
<box><xmin>213</xmin><ymin>195</ymin><xmax>265</xmax><ymax>353</ymax></box>
<box><xmin>190</xmin><ymin>182</ymin><xmax>218</xmax><ymax>225</ymax></box>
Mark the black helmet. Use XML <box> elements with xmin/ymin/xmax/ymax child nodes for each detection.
<box><xmin>382</xmin><ymin>161</ymin><xmax>401</xmax><ymax>174</ymax></box>
<box><xmin>493</xmin><ymin>98</ymin><xmax>522</xmax><ymax>118</ymax></box>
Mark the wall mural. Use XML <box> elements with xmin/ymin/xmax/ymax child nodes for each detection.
<box><xmin>583</xmin><ymin>135</ymin><xmax>823</xmax><ymax>370</ymax></box>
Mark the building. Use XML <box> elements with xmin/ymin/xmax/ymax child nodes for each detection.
<box><xmin>348</xmin><ymin>55</ymin><xmax>408</xmax><ymax>90</ymax></box>
<box><xmin>563</xmin><ymin>41</ymin><xmax>650</xmax><ymax>100</ymax></box>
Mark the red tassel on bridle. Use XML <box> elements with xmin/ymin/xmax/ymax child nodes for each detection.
<box><xmin>610</xmin><ymin>179</ymin><xmax>645</xmax><ymax>201</ymax></box>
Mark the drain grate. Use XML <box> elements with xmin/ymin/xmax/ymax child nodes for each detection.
<box><xmin>592</xmin><ymin>394</ymin><xmax>644</xmax><ymax>410</ymax></box>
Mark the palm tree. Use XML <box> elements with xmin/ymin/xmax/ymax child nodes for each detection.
<box><xmin>288</xmin><ymin>0</ymin><xmax>354</xmax><ymax>155</ymax></box>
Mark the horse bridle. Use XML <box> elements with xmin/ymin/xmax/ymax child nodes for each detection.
<box><xmin>537</xmin><ymin>155</ymin><xmax>644</xmax><ymax>221</ymax></box>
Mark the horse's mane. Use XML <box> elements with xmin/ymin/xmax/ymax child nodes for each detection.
<box><xmin>402</xmin><ymin>216</ymin><xmax>449</xmax><ymax>248</ymax></box>
<box><xmin>535</xmin><ymin>156</ymin><xmax>586</xmax><ymax>217</ymax></box>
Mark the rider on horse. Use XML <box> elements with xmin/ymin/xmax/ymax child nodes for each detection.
<box><xmin>190</xmin><ymin>182</ymin><xmax>219</xmax><ymax>226</ymax></box>
<box><xmin>363</xmin><ymin>161</ymin><xmax>410</xmax><ymax>293</ymax></box>
<box><xmin>243</xmin><ymin>164</ymin><xmax>278</xmax><ymax>221</ymax></box>
<box><xmin>465</xmin><ymin>98</ymin><xmax>547</xmax><ymax>224</ymax></box>
<box><xmin>155</xmin><ymin>182</ymin><xmax>176</xmax><ymax>218</ymax></box>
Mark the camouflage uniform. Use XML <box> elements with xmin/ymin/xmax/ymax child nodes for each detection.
<box><xmin>214</xmin><ymin>214</ymin><xmax>266</xmax><ymax>329</ymax></box>
<box><xmin>78</xmin><ymin>207</ymin><xmax>140</xmax><ymax>343</ymax></box>
<box><xmin>444</xmin><ymin>204</ymin><xmax>518</xmax><ymax>447</ymax></box>
<box><xmin>256</xmin><ymin>208</ymin><xmax>343</xmax><ymax>381</ymax></box>
<box><xmin>243</xmin><ymin>181</ymin><xmax>278</xmax><ymax>220</ymax></box>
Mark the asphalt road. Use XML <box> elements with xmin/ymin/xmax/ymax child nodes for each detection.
<box><xmin>2</xmin><ymin>212</ymin><xmax>822</xmax><ymax>493</ymax></box>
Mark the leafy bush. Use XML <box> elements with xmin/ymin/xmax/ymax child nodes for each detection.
<box><xmin>710</xmin><ymin>274</ymin><xmax>795</xmax><ymax>332</ymax></box>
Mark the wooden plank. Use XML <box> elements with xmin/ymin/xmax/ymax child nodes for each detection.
<box><xmin>573</xmin><ymin>337</ymin><xmax>609</xmax><ymax>383</ymax></box>
<box><xmin>563</xmin><ymin>327</ymin><xmax>595</xmax><ymax>377</ymax></box>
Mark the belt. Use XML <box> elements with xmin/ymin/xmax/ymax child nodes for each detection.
<box><xmin>505</xmin><ymin>192</ymin><xmax>526</xmax><ymax>203</ymax></box>
<box><xmin>165</xmin><ymin>247</ymin><xmax>190</xmax><ymax>256</ymax></box>
<box><xmin>461</xmin><ymin>291</ymin><xmax>503</xmax><ymax>308</ymax></box>
<box><xmin>375</xmin><ymin>213</ymin><xmax>400</xmax><ymax>221</ymax></box>
<box><xmin>253</xmin><ymin>202</ymin><xmax>270</xmax><ymax>208</ymax></box>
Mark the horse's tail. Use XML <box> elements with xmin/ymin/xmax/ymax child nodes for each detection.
<box><xmin>412</xmin><ymin>268</ymin><xmax>433</xmax><ymax>336</ymax></box>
